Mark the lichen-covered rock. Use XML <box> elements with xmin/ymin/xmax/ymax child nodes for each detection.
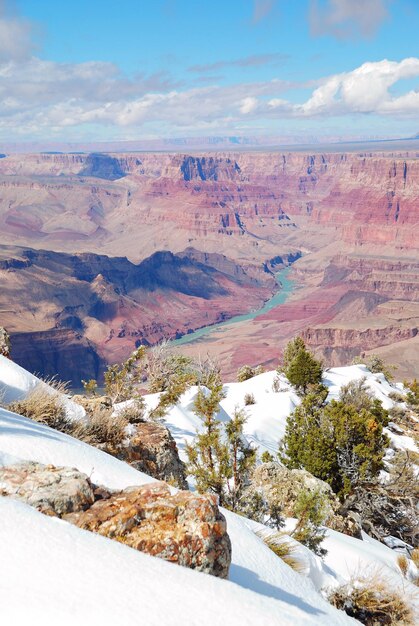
<box><xmin>0</xmin><ymin>326</ymin><xmax>11</xmax><ymax>358</ymax></box>
<box><xmin>250</xmin><ymin>462</ymin><xmax>339</xmax><ymax>519</ymax></box>
<box><xmin>124</xmin><ymin>421</ymin><xmax>188</xmax><ymax>489</ymax></box>
<box><xmin>72</xmin><ymin>394</ymin><xmax>112</xmax><ymax>413</ymax></box>
<box><xmin>0</xmin><ymin>462</ymin><xmax>95</xmax><ymax>516</ymax></box>
<box><xmin>65</xmin><ymin>482</ymin><xmax>231</xmax><ymax>578</ymax></box>
<box><xmin>247</xmin><ymin>462</ymin><xmax>362</xmax><ymax>536</ymax></box>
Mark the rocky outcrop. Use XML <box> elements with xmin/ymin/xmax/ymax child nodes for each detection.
<box><xmin>0</xmin><ymin>462</ymin><xmax>95</xmax><ymax>516</ymax></box>
<box><xmin>79</xmin><ymin>153</ymin><xmax>126</xmax><ymax>180</ymax></box>
<box><xmin>180</xmin><ymin>155</ymin><xmax>241</xmax><ymax>181</ymax></box>
<box><xmin>65</xmin><ymin>482</ymin><xmax>231</xmax><ymax>578</ymax></box>
<box><xmin>302</xmin><ymin>326</ymin><xmax>418</xmax><ymax>366</ymax></box>
<box><xmin>124</xmin><ymin>421</ymin><xmax>188</xmax><ymax>489</ymax></box>
<box><xmin>247</xmin><ymin>462</ymin><xmax>361</xmax><ymax>537</ymax></box>
<box><xmin>0</xmin><ymin>461</ymin><xmax>231</xmax><ymax>577</ymax></box>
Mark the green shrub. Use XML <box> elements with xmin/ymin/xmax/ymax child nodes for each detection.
<box><xmin>186</xmin><ymin>372</ymin><xmax>256</xmax><ymax>509</ymax></box>
<box><xmin>280</xmin><ymin>384</ymin><xmax>389</xmax><ymax>496</ymax></box>
<box><xmin>237</xmin><ymin>364</ymin><xmax>264</xmax><ymax>382</ymax></box>
<box><xmin>291</xmin><ymin>488</ymin><xmax>328</xmax><ymax>556</ymax></box>
<box><xmin>81</xmin><ymin>379</ymin><xmax>98</xmax><ymax>396</ymax></box>
<box><xmin>104</xmin><ymin>346</ymin><xmax>146</xmax><ymax>403</ymax></box>
<box><xmin>280</xmin><ymin>337</ymin><xmax>323</xmax><ymax>395</ymax></box>
<box><xmin>261</xmin><ymin>450</ymin><xmax>274</xmax><ymax>463</ymax></box>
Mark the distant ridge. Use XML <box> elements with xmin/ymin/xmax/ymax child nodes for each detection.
<box><xmin>2</xmin><ymin>133</ymin><xmax>419</xmax><ymax>154</ymax></box>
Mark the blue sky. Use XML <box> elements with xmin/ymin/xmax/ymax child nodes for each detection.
<box><xmin>1</xmin><ymin>0</ymin><xmax>418</xmax><ymax>142</ymax></box>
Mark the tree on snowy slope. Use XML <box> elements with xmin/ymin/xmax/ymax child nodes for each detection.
<box><xmin>0</xmin><ymin>327</ymin><xmax>11</xmax><ymax>358</ymax></box>
<box><xmin>280</xmin><ymin>385</ymin><xmax>389</xmax><ymax>496</ymax></box>
<box><xmin>186</xmin><ymin>369</ymin><xmax>255</xmax><ymax>508</ymax></box>
<box><xmin>280</xmin><ymin>337</ymin><xmax>323</xmax><ymax>395</ymax></box>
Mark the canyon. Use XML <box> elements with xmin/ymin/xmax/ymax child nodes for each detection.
<box><xmin>0</xmin><ymin>149</ymin><xmax>417</xmax><ymax>382</ymax></box>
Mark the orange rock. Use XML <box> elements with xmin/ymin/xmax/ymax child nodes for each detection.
<box><xmin>65</xmin><ymin>482</ymin><xmax>231</xmax><ymax>578</ymax></box>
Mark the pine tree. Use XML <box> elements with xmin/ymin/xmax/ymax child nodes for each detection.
<box><xmin>186</xmin><ymin>371</ymin><xmax>255</xmax><ymax>508</ymax></box>
<box><xmin>281</xmin><ymin>385</ymin><xmax>389</xmax><ymax>496</ymax></box>
<box><xmin>103</xmin><ymin>346</ymin><xmax>147</xmax><ymax>403</ymax></box>
<box><xmin>280</xmin><ymin>337</ymin><xmax>323</xmax><ymax>395</ymax></box>
<box><xmin>292</xmin><ymin>488</ymin><xmax>328</xmax><ymax>556</ymax></box>
<box><xmin>224</xmin><ymin>408</ymin><xmax>256</xmax><ymax>510</ymax></box>
<box><xmin>185</xmin><ymin>372</ymin><xmax>229</xmax><ymax>503</ymax></box>
<box><xmin>281</xmin><ymin>336</ymin><xmax>306</xmax><ymax>371</ymax></box>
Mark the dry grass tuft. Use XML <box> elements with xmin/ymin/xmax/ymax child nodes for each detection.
<box><xmin>244</xmin><ymin>392</ymin><xmax>256</xmax><ymax>406</ymax></box>
<box><xmin>328</xmin><ymin>571</ymin><xmax>415</xmax><ymax>625</ymax></box>
<box><xmin>71</xmin><ymin>408</ymin><xmax>128</xmax><ymax>455</ymax></box>
<box><xmin>397</xmin><ymin>554</ymin><xmax>409</xmax><ymax>577</ymax></box>
<box><xmin>7</xmin><ymin>383</ymin><xmax>71</xmax><ymax>432</ymax></box>
<box><xmin>256</xmin><ymin>530</ymin><xmax>305</xmax><ymax>573</ymax></box>
<box><xmin>117</xmin><ymin>399</ymin><xmax>146</xmax><ymax>424</ymax></box>
<box><xmin>6</xmin><ymin>379</ymin><xmax>129</xmax><ymax>458</ymax></box>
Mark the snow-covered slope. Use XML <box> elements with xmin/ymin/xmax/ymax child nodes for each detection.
<box><xmin>1</xmin><ymin>498</ymin><xmax>355</xmax><ymax>626</ymax></box>
<box><xmin>0</xmin><ymin>407</ymin><xmax>155</xmax><ymax>489</ymax></box>
<box><xmin>0</xmin><ymin>354</ymin><xmax>85</xmax><ymax>420</ymax></box>
<box><xmin>138</xmin><ymin>364</ymin><xmax>418</xmax><ymax>460</ymax></box>
<box><xmin>0</xmin><ymin>406</ymin><xmax>355</xmax><ymax>625</ymax></box>
<box><xmin>0</xmin><ymin>356</ymin><xmax>417</xmax><ymax>624</ymax></box>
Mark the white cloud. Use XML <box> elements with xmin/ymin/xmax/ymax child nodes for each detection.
<box><xmin>0</xmin><ymin>56</ymin><xmax>418</xmax><ymax>138</ymax></box>
<box><xmin>299</xmin><ymin>58</ymin><xmax>419</xmax><ymax>115</ymax></box>
<box><xmin>239</xmin><ymin>97</ymin><xmax>258</xmax><ymax>114</ymax></box>
<box><xmin>0</xmin><ymin>0</ymin><xmax>35</xmax><ymax>61</ymax></box>
<box><xmin>309</xmin><ymin>0</ymin><xmax>390</xmax><ymax>39</ymax></box>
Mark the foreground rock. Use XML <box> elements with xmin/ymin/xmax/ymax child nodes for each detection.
<box><xmin>0</xmin><ymin>462</ymin><xmax>94</xmax><ymax>516</ymax></box>
<box><xmin>65</xmin><ymin>482</ymin><xmax>231</xmax><ymax>578</ymax></box>
<box><xmin>124</xmin><ymin>421</ymin><xmax>188</xmax><ymax>489</ymax></box>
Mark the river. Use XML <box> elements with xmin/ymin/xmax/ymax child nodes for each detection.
<box><xmin>171</xmin><ymin>266</ymin><xmax>294</xmax><ymax>347</ymax></box>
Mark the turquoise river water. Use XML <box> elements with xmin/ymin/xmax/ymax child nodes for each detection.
<box><xmin>172</xmin><ymin>266</ymin><xmax>294</xmax><ymax>347</ymax></box>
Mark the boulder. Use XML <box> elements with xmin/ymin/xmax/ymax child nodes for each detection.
<box><xmin>123</xmin><ymin>421</ymin><xmax>188</xmax><ymax>489</ymax></box>
<box><xmin>72</xmin><ymin>394</ymin><xmax>112</xmax><ymax>413</ymax></box>
<box><xmin>247</xmin><ymin>462</ymin><xmax>361</xmax><ymax>537</ymax></box>
<box><xmin>0</xmin><ymin>462</ymin><xmax>95</xmax><ymax>516</ymax></box>
<box><xmin>65</xmin><ymin>482</ymin><xmax>231</xmax><ymax>578</ymax></box>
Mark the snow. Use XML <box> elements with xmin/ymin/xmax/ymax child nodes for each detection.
<box><xmin>0</xmin><ymin>405</ymin><xmax>354</xmax><ymax>625</ymax></box>
<box><xmin>133</xmin><ymin>364</ymin><xmax>418</xmax><ymax>459</ymax></box>
<box><xmin>0</xmin><ymin>407</ymin><xmax>155</xmax><ymax>490</ymax></box>
<box><xmin>0</xmin><ymin>357</ymin><xmax>417</xmax><ymax>624</ymax></box>
<box><xmin>0</xmin><ymin>499</ymin><xmax>356</xmax><ymax>626</ymax></box>
<box><xmin>0</xmin><ymin>354</ymin><xmax>85</xmax><ymax>421</ymax></box>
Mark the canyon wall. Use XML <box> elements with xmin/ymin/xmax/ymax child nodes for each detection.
<box><xmin>0</xmin><ymin>150</ymin><xmax>417</xmax><ymax>379</ymax></box>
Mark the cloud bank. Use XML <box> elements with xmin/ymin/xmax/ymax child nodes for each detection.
<box><xmin>1</xmin><ymin>55</ymin><xmax>418</xmax><ymax>138</ymax></box>
<box><xmin>0</xmin><ymin>0</ymin><xmax>416</xmax><ymax>139</ymax></box>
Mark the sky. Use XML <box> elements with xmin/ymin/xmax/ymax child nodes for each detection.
<box><xmin>0</xmin><ymin>0</ymin><xmax>418</xmax><ymax>143</ymax></box>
